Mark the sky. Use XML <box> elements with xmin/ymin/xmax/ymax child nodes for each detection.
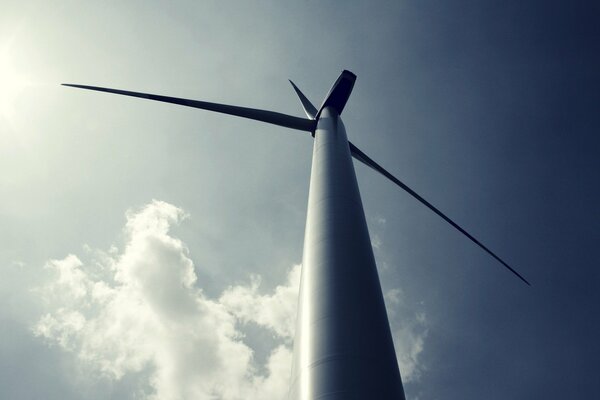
<box><xmin>1</xmin><ymin>1</ymin><xmax>599</xmax><ymax>399</ymax></box>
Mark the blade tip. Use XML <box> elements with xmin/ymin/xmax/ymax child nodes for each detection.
<box><xmin>515</xmin><ymin>271</ymin><xmax>531</xmax><ymax>286</ymax></box>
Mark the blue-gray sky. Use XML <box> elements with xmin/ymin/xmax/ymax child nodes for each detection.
<box><xmin>1</xmin><ymin>1</ymin><xmax>598</xmax><ymax>399</ymax></box>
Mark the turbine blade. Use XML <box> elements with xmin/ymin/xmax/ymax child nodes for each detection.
<box><xmin>62</xmin><ymin>84</ymin><xmax>316</xmax><ymax>132</ymax></box>
<box><xmin>289</xmin><ymin>80</ymin><xmax>317</xmax><ymax>119</ymax></box>
<box><xmin>349</xmin><ymin>141</ymin><xmax>530</xmax><ymax>286</ymax></box>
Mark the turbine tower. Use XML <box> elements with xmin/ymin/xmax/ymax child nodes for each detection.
<box><xmin>64</xmin><ymin>70</ymin><xmax>529</xmax><ymax>400</ymax></box>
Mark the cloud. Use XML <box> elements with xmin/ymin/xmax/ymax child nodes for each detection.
<box><xmin>33</xmin><ymin>200</ymin><xmax>427</xmax><ymax>399</ymax></box>
<box><xmin>220</xmin><ymin>265</ymin><xmax>300</xmax><ymax>340</ymax></box>
<box><xmin>34</xmin><ymin>200</ymin><xmax>295</xmax><ymax>400</ymax></box>
<box><xmin>385</xmin><ymin>288</ymin><xmax>429</xmax><ymax>382</ymax></box>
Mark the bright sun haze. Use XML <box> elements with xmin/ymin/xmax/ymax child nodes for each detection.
<box><xmin>0</xmin><ymin>40</ymin><xmax>30</xmax><ymax>125</ymax></box>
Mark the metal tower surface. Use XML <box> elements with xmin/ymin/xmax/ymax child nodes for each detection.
<box><xmin>64</xmin><ymin>69</ymin><xmax>529</xmax><ymax>400</ymax></box>
<box><xmin>289</xmin><ymin>107</ymin><xmax>405</xmax><ymax>399</ymax></box>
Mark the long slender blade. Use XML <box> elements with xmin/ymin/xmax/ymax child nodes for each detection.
<box><xmin>289</xmin><ymin>80</ymin><xmax>317</xmax><ymax>119</ymax></box>
<box><xmin>349</xmin><ymin>141</ymin><xmax>530</xmax><ymax>286</ymax></box>
<box><xmin>62</xmin><ymin>84</ymin><xmax>316</xmax><ymax>132</ymax></box>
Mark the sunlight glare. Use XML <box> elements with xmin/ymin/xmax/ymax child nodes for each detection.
<box><xmin>0</xmin><ymin>40</ymin><xmax>31</xmax><ymax>126</ymax></box>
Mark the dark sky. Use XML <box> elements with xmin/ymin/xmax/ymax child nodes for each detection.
<box><xmin>0</xmin><ymin>1</ymin><xmax>598</xmax><ymax>399</ymax></box>
<box><xmin>293</xmin><ymin>1</ymin><xmax>600</xmax><ymax>398</ymax></box>
<box><xmin>372</xmin><ymin>1</ymin><xmax>600</xmax><ymax>399</ymax></box>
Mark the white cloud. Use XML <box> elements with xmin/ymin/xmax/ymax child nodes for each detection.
<box><xmin>394</xmin><ymin>318</ymin><xmax>428</xmax><ymax>382</ymax></box>
<box><xmin>34</xmin><ymin>200</ymin><xmax>296</xmax><ymax>400</ymax></box>
<box><xmin>33</xmin><ymin>200</ymin><xmax>427</xmax><ymax>398</ymax></box>
<box><xmin>220</xmin><ymin>265</ymin><xmax>300</xmax><ymax>340</ymax></box>
<box><xmin>371</xmin><ymin>233</ymin><xmax>383</xmax><ymax>250</ymax></box>
<box><xmin>385</xmin><ymin>288</ymin><xmax>429</xmax><ymax>382</ymax></box>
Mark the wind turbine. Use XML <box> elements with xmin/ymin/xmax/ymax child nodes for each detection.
<box><xmin>64</xmin><ymin>70</ymin><xmax>529</xmax><ymax>400</ymax></box>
